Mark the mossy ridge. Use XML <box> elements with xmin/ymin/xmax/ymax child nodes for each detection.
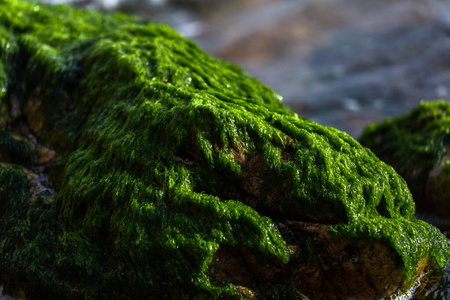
<box><xmin>0</xmin><ymin>0</ymin><xmax>448</xmax><ymax>298</ymax></box>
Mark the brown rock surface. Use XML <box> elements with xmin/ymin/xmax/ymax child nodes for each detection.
<box><xmin>285</xmin><ymin>221</ymin><xmax>426</xmax><ymax>300</ymax></box>
<box><xmin>426</xmin><ymin>153</ymin><xmax>450</xmax><ymax>218</ymax></box>
<box><xmin>205</xmin><ymin>219</ymin><xmax>437</xmax><ymax>299</ymax></box>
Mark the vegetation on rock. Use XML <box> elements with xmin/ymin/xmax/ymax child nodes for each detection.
<box><xmin>0</xmin><ymin>1</ymin><xmax>449</xmax><ymax>298</ymax></box>
<box><xmin>360</xmin><ymin>100</ymin><xmax>450</xmax><ymax>216</ymax></box>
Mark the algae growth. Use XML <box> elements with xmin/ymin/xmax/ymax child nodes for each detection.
<box><xmin>360</xmin><ymin>100</ymin><xmax>450</xmax><ymax>168</ymax></box>
<box><xmin>0</xmin><ymin>1</ymin><xmax>449</xmax><ymax>298</ymax></box>
<box><xmin>359</xmin><ymin>101</ymin><xmax>450</xmax><ymax>206</ymax></box>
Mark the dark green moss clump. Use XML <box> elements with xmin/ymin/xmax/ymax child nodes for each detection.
<box><xmin>0</xmin><ymin>128</ymin><xmax>35</xmax><ymax>164</ymax></box>
<box><xmin>359</xmin><ymin>100</ymin><xmax>450</xmax><ymax>211</ymax></box>
<box><xmin>0</xmin><ymin>1</ymin><xmax>449</xmax><ymax>298</ymax></box>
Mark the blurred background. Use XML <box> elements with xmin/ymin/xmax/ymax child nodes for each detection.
<box><xmin>38</xmin><ymin>0</ymin><xmax>450</xmax><ymax>137</ymax></box>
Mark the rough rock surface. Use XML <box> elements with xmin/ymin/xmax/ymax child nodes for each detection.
<box><xmin>0</xmin><ymin>1</ymin><xmax>449</xmax><ymax>299</ymax></box>
<box><xmin>360</xmin><ymin>101</ymin><xmax>450</xmax><ymax>218</ymax></box>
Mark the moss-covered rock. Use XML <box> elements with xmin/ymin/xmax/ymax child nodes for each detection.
<box><xmin>0</xmin><ymin>1</ymin><xmax>449</xmax><ymax>299</ymax></box>
<box><xmin>360</xmin><ymin>100</ymin><xmax>450</xmax><ymax>217</ymax></box>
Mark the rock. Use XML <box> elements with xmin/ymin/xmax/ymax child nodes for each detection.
<box><xmin>426</xmin><ymin>154</ymin><xmax>450</xmax><ymax>217</ymax></box>
<box><xmin>359</xmin><ymin>100</ymin><xmax>450</xmax><ymax>218</ymax></box>
<box><xmin>283</xmin><ymin>221</ymin><xmax>432</xmax><ymax>300</ymax></box>
<box><xmin>0</xmin><ymin>1</ymin><xmax>449</xmax><ymax>299</ymax></box>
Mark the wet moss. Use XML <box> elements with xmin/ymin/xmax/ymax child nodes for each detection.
<box><xmin>0</xmin><ymin>1</ymin><xmax>448</xmax><ymax>298</ymax></box>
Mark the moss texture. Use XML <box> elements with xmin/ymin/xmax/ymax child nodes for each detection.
<box><xmin>359</xmin><ymin>100</ymin><xmax>450</xmax><ymax>211</ymax></box>
<box><xmin>0</xmin><ymin>1</ymin><xmax>449</xmax><ymax>298</ymax></box>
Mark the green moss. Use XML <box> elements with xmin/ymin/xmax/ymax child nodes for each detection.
<box><xmin>444</xmin><ymin>160</ymin><xmax>450</xmax><ymax>173</ymax></box>
<box><xmin>0</xmin><ymin>1</ymin><xmax>449</xmax><ymax>298</ymax></box>
<box><xmin>0</xmin><ymin>166</ymin><xmax>108</xmax><ymax>298</ymax></box>
<box><xmin>359</xmin><ymin>100</ymin><xmax>450</xmax><ymax>207</ymax></box>
<box><xmin>360</xmin><ymin>100</ymin><xmax>450</xmax><ymax>174</ymax></box>
<box><xmin>0</xmin><ymin>128</ymin><xmax>35</xmax><ymax>165</ymax></box>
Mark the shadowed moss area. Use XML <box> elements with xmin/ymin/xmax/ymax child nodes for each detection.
<box><xmin>0</xmin><ymin>128</ymin><xmax>35</xmax><ymax>164</ymax></box>
<box><xmin>0</xmin><ymin>1</ymin><xmax>449</xmax><ymax>298</ymax></box>
<box><xmin>359</xmin><ymin>100</ymin><xmax>450</xmax><ymax>210</ymax></box>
